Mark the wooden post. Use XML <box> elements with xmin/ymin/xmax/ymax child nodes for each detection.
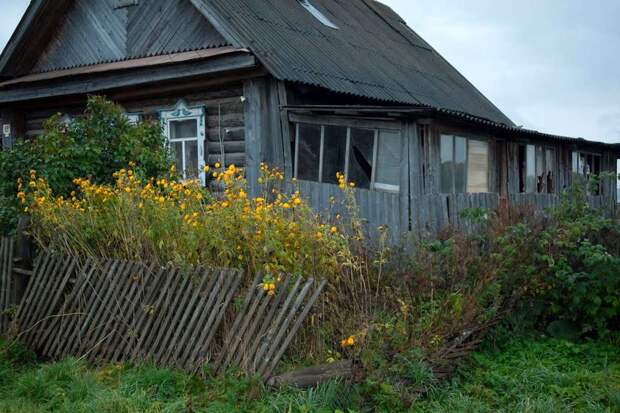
<box><xmin>13</xmin><ymin>215</ymin><xmax>33</xmax><ymax>305</ymax></box>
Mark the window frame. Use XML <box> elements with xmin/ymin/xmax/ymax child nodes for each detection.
<box><xmin>293</xmin><ymin>120</ymin><xmax>402</xmax><ymax>193</ymax></box>
<box><xmin>439</xmin><ymin>133</ymin><xmax>491</xmax><ymax>194</ymax></box>
<box><xmin>518</xmin><ymin>143</ymin><xmax>557</xmax><ymax>194</ymax></box>
<box><xmin>160</xmin><ymin>101</ymin><xmax>206</xmax><ymax>185</ymax></box>
<box><xmin>572</xmin><ymin>150</ymin><xmax>603</xmax><ymax>195</ymax></box>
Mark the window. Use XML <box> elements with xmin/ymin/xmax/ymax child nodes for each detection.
<box><xmin>297</xmin><ymin>0</ymin><xmax>339</xmax><ymax>29</ymax></box>
<box><xmin>294</xmin><ymin>122</ymin><xmax>402</xmax><ymax>192</ymax></box>
<box><xmin>572</xmin><ymin>151</ymin><xmax>602</xmax><ymax>195</ymax></box>
<box><xmin>124</xmin><ymin>113</ymin><xmax>142</xmax><ymax>125</ymax></box>
<box><xmin>616</xmin><ymin>158</ymin><xmax>620</xmax><ymax>203</ymax></box>
<box><xmin>160</xmin><ymin>101</ymin><xmax>206</xmax><ymax>184</ymax></box>
<box><xmin>518</xmin><ymin>144</ymin><xmax>555</xmax><ymax>193</ymax></box>
<box><xmin>440</xmin><ymin>134</ymin><xmax>489</xmax><ymax>193</ymax></box>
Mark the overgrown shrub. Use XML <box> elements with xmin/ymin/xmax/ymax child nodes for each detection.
<box><xmin>0</xmin><ymin>96</ymin><xmax>171</xmax><ymax>234</ymax></box>
<box><xmin>23</xmin><ymin>164</ymin><xmax>349</xmax><ymax>279</ymax></box>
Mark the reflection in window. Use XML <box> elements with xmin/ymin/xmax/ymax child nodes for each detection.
<box><xmin>294</xmin><ymin>122</ymin><xmax>402</xmax><ymax>192</ymax></box>
<box><xmin>519</xmin><ymin>144</ymin><xmax>555</xmax><ymax>194</ymax></box>
<box><xmin>321</xmin><ymin>125</ymin><xmax>347</xmax><ymax>184</ymax></box>
<box><xmin>169</xmin><ymin>119</ymin><xmax>200</xmax><ymax>179</ymax></box>
<box><xmin>296</xmin><ymin>124</ymin><xmax>321</xmax><ymax>181</ymax></box>
<box><xmin>375</xmin><ymin>130</ymin><xmax>402</xmax><ymax>191</ymax></box>
<box><xmin>440</xmin><ymin>134</ymin><xmax>489</xmax><ymax>193</ymax></box>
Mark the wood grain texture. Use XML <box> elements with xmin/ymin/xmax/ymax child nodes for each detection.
<box><xmin>15</xmin><ymin>253</ymin><xmax>245</xmax><ymax>371</ymax></box>
<box><xmin>32</xmin><ymin>0</ymin><xmax>228</xmax><ymax>73</ymax></box>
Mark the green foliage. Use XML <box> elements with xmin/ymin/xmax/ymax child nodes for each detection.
<box><xmin>413</xmin><ymin>335</ymin><xmax>620</xmax><ymax>413</ymax></box>
<box><xmin>0</xmin><ymin>96</ymin><xmax>171</xmax><ymax>234</ymax></box>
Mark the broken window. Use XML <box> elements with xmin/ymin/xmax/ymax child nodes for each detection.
<box><xmin>519</xmin><ymin>144</ymin><xmax>556</xmax><ymax>194</ymax></box>
<box><xmin>321</xmin><ymin>125</ymin><xmax>348</xmax><ymax>185</ymax></box>
<box><xmin>440</xmin><ymin>134</ymin><xmax>489</xmax><ymax>193</ymax></box>
<box><xmin>296</xmin><ymin>123</ymin><xmax>321</xmax><ymax>182</ymax></box>
<box><xmin>294</xmin><ymin>122</ymin><xmax>402</xmax><ymax>192</ymax></box>
<box><xmin>348</xmin><ymin>128</ymin><xmax>375</xmax><ymax>189</ymax></box>
<box><xmin>572</xmin><ymin>151</ymin><xmax>602</xmax><ymax>195</ymax></box>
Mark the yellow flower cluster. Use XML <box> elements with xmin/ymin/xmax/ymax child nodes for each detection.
<box><xmin>336</xmin><ymin>172</ymin><xmax>355</xmax><ymax>189</ymax></box>
<box><xmin>22</xmin><ymin>162</ymin><xmax>351</xmax><ymax>279</ymax></box>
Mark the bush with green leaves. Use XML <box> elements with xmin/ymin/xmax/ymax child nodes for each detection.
<box><xmin>0</xmin><ymin>96</ymin><xmax>171</xmax><ymax>234</ymax></box>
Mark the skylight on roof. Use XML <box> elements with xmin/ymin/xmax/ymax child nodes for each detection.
<box><xmin>298</xmin><ymin>0</ymin><xmax>339</xmax><ymax>29</ymax></box>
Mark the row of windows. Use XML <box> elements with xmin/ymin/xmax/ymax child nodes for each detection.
<box><xmin>294</xmin><ymin>123</ymin><xmax>402</xmax><ymax>192</ymax></box>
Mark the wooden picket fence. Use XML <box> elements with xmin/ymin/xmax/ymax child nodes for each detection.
<box><xmin>12</xmin><ymin>252</ymin><xmax>324</xmax><ymax>380</ymax></box>
<box><xmin>215</xmin><ymin>274</ymin><xmax>327</xmax><ymax>380</ymax></box>
<box><xmin>0</xmin><ymin>237</ymin><xmax>14</xmax><ymax>332</ymax></box>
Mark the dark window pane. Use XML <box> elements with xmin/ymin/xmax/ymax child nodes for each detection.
<box><xmin>546</xmin><ymin>149</ymin><xmax>555</xmax><ymax>193</ymax></box>
<box><xmin>348</xmin><ymin>128</ymin><xmax>374</xmax><ymax>189</ymax></box>
<box><xmin>454</xmin><ymin>136</ymin><xmax>466</xmax><ymax>193</ymax></box>
<box><xmin>536</xmin><ymin>146</ymin><xmax>544</xmax><ymax>192</ymax></box>
<box><xmin>172</xmin><ymin>141</ymin><xmax>183</xmax><ymax>174</ymax></box>
<box><xmin>185</xmin><ymin>140</ymin><xmax>199</xmax><ymax>179</ymax></box>
<box><xmin>375</xmin><ymin>130</ymin><xmax>402</xmax><ymax>188</ymax></box>
<box><xmin>170</xmin><ymin>119</ymin><xmax>198</xmax><ymax>139</ymax></box>
<box><xmin>297</xmin><ymin>123</ymin><xmax>321</xmax><ymax>181</ymax></box>
<box><xmin>322</xmin><ymin>125</ymin><xmax>348</xmax><ymax>184</ymax></box>
<box><xmin>440</xmin><ymin>135</ymin><xmax>454</xmax><ymax>193</ymax></box>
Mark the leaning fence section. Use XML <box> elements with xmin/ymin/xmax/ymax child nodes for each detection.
<box><xmin>0</xmin><ymin>237</ymin><xmax>14</xmax><ymax>332</ymax></box>
<box><xmin>15</xmin><ymin>254</ymin><xmax>244</xmax><ymax>370</ymax></box>
<box><xmin>13</xmin><ymin>252</ymin><xmax>326</xmax><ymax>381</ymax></box>
<box><xmin>214</xmin><ymin>274</ymin><xmax>327</xmax><ymax>381</ymax></box>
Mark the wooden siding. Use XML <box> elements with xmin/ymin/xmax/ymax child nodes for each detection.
<box><xmin>121</xmin><ymin>83</ymin><xmax>246</xmax><ymax>167</ymax></box>
<box><xmin>33</xmin><ymin>0</ymin><xmax>227</xmax><ymax>73</ymax></box>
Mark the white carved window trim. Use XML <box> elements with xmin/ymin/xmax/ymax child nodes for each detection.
<box><xmin>160</xmin><ymin>101</ymin><xmax>206</xmax><ymax>185</ymax></box>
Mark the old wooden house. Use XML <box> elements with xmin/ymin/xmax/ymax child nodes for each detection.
<box><xmin>0</xmin><ymin>0</ymin><xmax>618</xmax><ymax>238</ymax></box>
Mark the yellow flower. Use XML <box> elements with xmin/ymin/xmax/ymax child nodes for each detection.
<box><xmin>215</xmin><ymin>162</ymin><xmax>221</xmax><ymax>168</ymax></box>
<box><xmin>340</xmin><ymin>336</ymin><xmax>355</xmax><ymax>348</ymax></box>
<box><xmin>330</xmin><ymin>226</ymin><xmax>338</xmax><ymax>234</ymax></box>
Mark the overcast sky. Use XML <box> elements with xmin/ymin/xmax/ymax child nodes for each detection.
<box><xmin>1</xmin><ymin>0</ymin><xmax>619</xmax><ymax>144</ymax></box>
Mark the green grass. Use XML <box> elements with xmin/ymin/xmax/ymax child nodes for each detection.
<box><xmin>0</xmin><ymin>335</ymin><xmax>618</xmax><ymax>412</ymax></box>
<box><xmin>413</xmin><ymin>336</ymin><xmax>620</xmax><ymax>413</ymax></box>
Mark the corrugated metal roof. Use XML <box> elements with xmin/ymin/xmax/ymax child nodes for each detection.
<box><xmin>192</xmin><ymin>0</ymin><xmax>514</xmax><ymax>126</ymax></box>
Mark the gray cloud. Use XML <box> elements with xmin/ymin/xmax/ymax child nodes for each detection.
<box><xmin>1</xmin><ymin>0</ymin><xmax>619</xmax><ymax>143</ymax></box>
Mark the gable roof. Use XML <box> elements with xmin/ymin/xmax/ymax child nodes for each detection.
<box><xmin>0</xmin><ymin>0</ymin><xmax>229</xmax><ymax>76</ymax></box>
<box><xmin>1</xmin><ymin>0</ymin><xmax>513</xmax><ymax>126</ymax></box>
<box><xmin>190</xmin><ymin>0</ymin><xmax>514</xmax><ymax>126</ymax></box>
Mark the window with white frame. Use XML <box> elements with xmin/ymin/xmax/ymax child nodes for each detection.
<box><xmin>294</xmin><ymin>122</ymin><xmax>402</xmax><ymax>192</ymax></box>
<box><xmin>518</xmin><ymin>144</ymin><xmax>556</xmax><ymax>193</ymax></box>
<box><xmin>440</xmin><ymin>134</ymin><xmax>489</xmax><ymax>193</ymax></box>
<box><xmin>160</xmin><ymin>101</ymin><xmax>206</xmax><ymax>184</ymax></box>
